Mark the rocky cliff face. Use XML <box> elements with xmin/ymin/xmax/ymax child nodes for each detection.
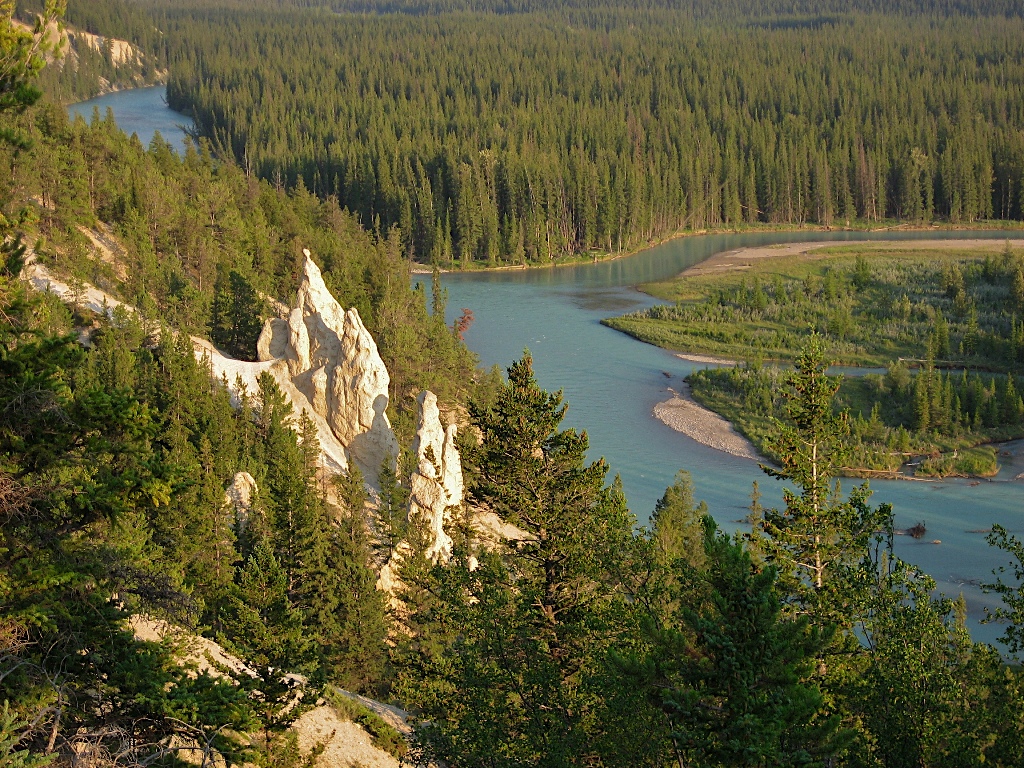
<box><xmin>217</xmin><ymin>259</ymin><xmax>469</xmax><ymax>569</ymax></box>
<box><xmin>408</xmin><ymin>390</ymin><xmax>464</xmax><ymax>563</ymax></box>
<box><xmin>256</xmin><ymin>251</ymin><xmax>399</xmax><ymax>478</ymax></box>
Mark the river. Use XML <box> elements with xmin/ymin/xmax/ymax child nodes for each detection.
<box><xmin>71</xmin><ymin>87</ymin><xmax>1023</xmax><ymax>646</ymax></box>
<box><xmin>68</xmin><ymin>85</ymin><xmax>194</xmax><ymax>154</ymax></box>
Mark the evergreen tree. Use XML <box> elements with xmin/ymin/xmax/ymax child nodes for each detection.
<box><xmin>397</xmin><ymin>354</ymin><xmax>645</xmax><ymax>765</ymax></box>
<box><xmin>642</xmin><ymin>520</ymin><xmax>848</xmax><ymax>767</ymax></box>
<box><xmin>0</xmin><ymin>286</ymin><xmax>252</xmax><ymax>763</ymax></box>
<box><xmin>0</xmin><ymin>0</ymin><xmax>62</xmax><ymax>146</ymax></box>
<box><xmin>467</xmin><ymin>353</ymin><xmax>636</xmax><ymax>654</ymax></box>
<box><xmin>224</xmin><ymin>540</ymin><xmax>310</xmax><ymax>750</ymax></box>
<box><xmin>212</xmin><ymin>269</ymin><xmax>266</xmax><ymax>361</ymax></box>
<box><xmin>753</xmin><ymin>335</ymin><xmax>893</xmax><ymax>632</ymax></box>
<box><xmin>651</xmin><ymin>468</ymin><xmax>708</xmax><ymax>569</ymax></box>
<box><xmin>323</xmin><ymin>465</ymin><xmax>388</xmax><ymax>692</ymax></box>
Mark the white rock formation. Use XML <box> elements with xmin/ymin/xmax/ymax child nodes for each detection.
<box><xmin>257</xmin><ymin>252</ymin><xmax>399</xmax><ymax>478</ymax></box>
<box><xmin>408</xmin><ymin>390</ymin><xmax>464</xmax><ymax>562</ymax></box>
<box><xmin>20</xmin><ymin>249</ymin><xmax>359</xmax><ymax>473</ymax></box>
<box><xmin>224</xmin><ymin>471</ymin><xmax>258</xmax><ymax>529</ymax></box>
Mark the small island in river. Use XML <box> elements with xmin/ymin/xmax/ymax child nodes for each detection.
<box><xmin>607</xmin><ymin>239</ymin><xmax>1024</xmax><ymax>479</ymax></box>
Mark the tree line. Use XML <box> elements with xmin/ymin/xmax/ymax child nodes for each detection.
<box><xmin>134</xmin><ymin>3</ymin><xmax>1024</xmax><ymax>265</ymax></box>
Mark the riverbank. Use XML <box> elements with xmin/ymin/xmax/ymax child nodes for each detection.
<box><xmin>653</xmin><ymin>383</ymin><xmax>761</xmax><ymax>461</ymax></box>
<box><xmin>411</xmin><ymin>222</ymin><xmax>1024</xmax><ymax>275</ymax></box>
<box><xmin>680</xmin><ymin>238</ymin><xmax>1024</xmax><ymax>279</ymax></box>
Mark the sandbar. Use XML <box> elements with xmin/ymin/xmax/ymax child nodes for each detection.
<box><xmin>654</xmin><ymin>383</ymin><xmax>761</xmax><ymax>461</ymax></box>
<box><xmin>680</xmin><ymin>238</ymin><xmax>1024</xmax><ymax>278</ymax></box>
<box><xmin>673</xmin><ymin>351</ymin><xmax>740</xmax><ymax>366</ymax></box>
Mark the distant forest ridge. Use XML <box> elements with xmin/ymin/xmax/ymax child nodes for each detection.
<box><xmin>37</xmin><ymin>0</ymin><xmax>1024</xmax><ymax>266</ymax></box>
<box><xmin>150</xmin><ymin>6</ymin><xmax>1024</xmax><ymax>265</ymax></box>
<box><xmin>132</xmin><ymin>0</ymin><xmax>1024</xmax><ymax>18</ymax></box>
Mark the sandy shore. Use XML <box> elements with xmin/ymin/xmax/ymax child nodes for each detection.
<box><xmin>680</xmin><ymin>238</ymin><xmax>1024</xmax><ymax>278</ymax></box>
<box><xmin>654</xmin><ymin>383</ymin><xmax>761</xmax><ymax>461</ymax></box>
<box><xmin>673</xmin><ymin>351</ymin><xmax>740</xmax><ymax>366</ymax></box>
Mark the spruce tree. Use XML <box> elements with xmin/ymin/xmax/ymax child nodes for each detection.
<box><xmin>651</xmin><ymin>469</ymin><xmax>708</xmax><ymax>570</ymax></box>
<box><xmin>324</xmin><ymin>466</ymin><xmax>388</xmax><ymax>692</ymax></box>
<box><xmin>224</xmin><ymin>540</ymin><xmax>310</xmax><ymax>749</ymax></box>
<box><xmin>753</xmin><ymin>335</ymin><xmax>892</xmax><ymax>629</ymax></box>
<box><xmin>396</xmin><ymin>354</ymin><xmax>643</xmax><ymax>765</ymax></box>
<box><xmin>644</xmin><ymin>520</ymin><xmax>848</xmax><ymax>767</ymax></box>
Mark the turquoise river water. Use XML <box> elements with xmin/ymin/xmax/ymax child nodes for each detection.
<box><xmin>71</xmin><ymin>87</ymin><xmax>1024</xmax><ymax>646</ymax></box>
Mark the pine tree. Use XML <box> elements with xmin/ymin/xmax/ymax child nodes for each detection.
<box><xmin>211</xmin><ymin>270</ymin><xmax>266</xmax><ymax>361</ymax></box>
<box><xmin>643</xmin><ymin>521</ymin><xmax>848</xmax><ymax>767</ymax></box>
<box><xmin>397</xmin><ymin>354</ymin><xmax>643</xmax><ymax>765</ymax></box>
<box><xmin>651</xmin><ymin>469</ymin><xmax>708</xmax><ymax>570</ymax></box>
<box><xmin>225</xmin><ymin>540</ymin><xmax>310</xmax><ymax>748</ymax></box>
<box><xmin>376</xmin><ymin>453</ymin><xmax>409</xmax><ymax>561</ymax></box>
<box><xmin>468</xmin><ymin>353</ymin><xmax>636</xmax><ymax>648</ymax></box>
<box><xmin>320</xmin><ymin>466</ymin><xmax>388</xmax><ymax>692</ymax></box>
<box><xmin>753</xmin><ymin>335</ymin><xmax>893</xmax><ymax>628</ymax></box>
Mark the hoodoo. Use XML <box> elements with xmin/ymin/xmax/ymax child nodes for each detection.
<box><xmin>408</xmin><ymin>390</ymin><xmax>465</xmax><ymax>562</ymax></box>
<box><xmin>256</xmin><ymin>250</ymin><xmax>400</xmax><ymax>477</ymax></box>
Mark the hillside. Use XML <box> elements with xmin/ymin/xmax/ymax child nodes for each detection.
<box><xmin>13</xmin><ymin>12</ymin><xmax>163</xmax><ymax>102</ymax></box>
<box><xmin>147</xmin><ymin>1</ymin><xmax>1024</xmax><ymax>267</ymax></box>
<box><xmin>8</xmin><ymin>5</ymin><xmax>1024</xmax><ymax>767</ymax></box>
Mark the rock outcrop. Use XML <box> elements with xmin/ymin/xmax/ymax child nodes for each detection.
<box><xmin>224</xmin><ymin>471</ymin><xmax>258</xmax><ymax>530</ymax></box>
<box><xmin>256</xmin><ymin>251</ymin><xmax>399</xmax><ymax>478</ymax></box>
<box><xmin>407</xmin><ymin>390</ymin><xmax>464</xmax><ymax>562</ymax></box>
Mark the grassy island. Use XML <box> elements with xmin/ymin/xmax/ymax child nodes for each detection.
<box><xmin>605</xmin><ymin>240</ymin><xmax>1024</xmax><ymax>477</ymax></box>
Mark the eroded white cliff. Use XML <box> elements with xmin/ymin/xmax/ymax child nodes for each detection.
<box><xmin>28</xmin><ymin>241</ymin><xmax>469</xmax><ymax>576</ymax></box>
<box><xmin>256</xmin><ymin>253</ymin><xmax>399</xmax><ymax>478</ymax></box>
<box><xmin>408</xmin><ymin>390</ymin><xmax>464</xmax><ymax>563</ymax></box>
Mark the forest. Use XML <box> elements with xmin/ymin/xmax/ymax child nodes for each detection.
<box><xmin>17</xmin><ymin>0</ymin><xmax>1024</xmax><ymax>266</ymax></box>
<box><xmin>12</xmin><ymin>0</ymin><xmax>165</xmax><ymax>101</ymax></box>
<box><xmin>142</xmin><ymin>1</ymin><xmax>1024</xmax><ymax>267</ymax></box>
<box><xmin>6</xmin><ymin>1</ymin><xmax>1024</xmax><ymax>767</ymax></box>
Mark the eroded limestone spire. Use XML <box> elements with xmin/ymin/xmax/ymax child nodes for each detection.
<box><xmin>408</xmin><ymin>390</ymin><xmax>464</xmax><ymax>562</ymax></box>
<box><xmin>256</xmin><ymin>250</ymin><xmax>399</xmax><ymax>477</ymax></box>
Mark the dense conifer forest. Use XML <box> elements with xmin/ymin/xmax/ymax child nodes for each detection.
<box><xmin>6</xmin><ymin>2</ymin><xmax>1024</xmax><ymax>766</ymax></box>
<box><xmin>141</xmin><ymin>0</ymin><xmax>1024</xmax><ymax>265</ymax></box>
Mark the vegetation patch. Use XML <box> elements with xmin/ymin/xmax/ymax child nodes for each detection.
<box><xmin>607</xmin><ymin>244</ymin><xmax>1024</xmax><ymax>372</ymax></box>
<box><xmin>688</xmin><ymin>361</ymin><xmax>1021</xmax><ymax>477</ymax></box>
<box><xmin>609</xmin><ymin>242</ymin><xmax>1024</xmax><ymax>476</ymax></box>
<box><xmin>325</xmin><ymin>690</ymin><xmax>408</xmax><ymax>759</ymax></box>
